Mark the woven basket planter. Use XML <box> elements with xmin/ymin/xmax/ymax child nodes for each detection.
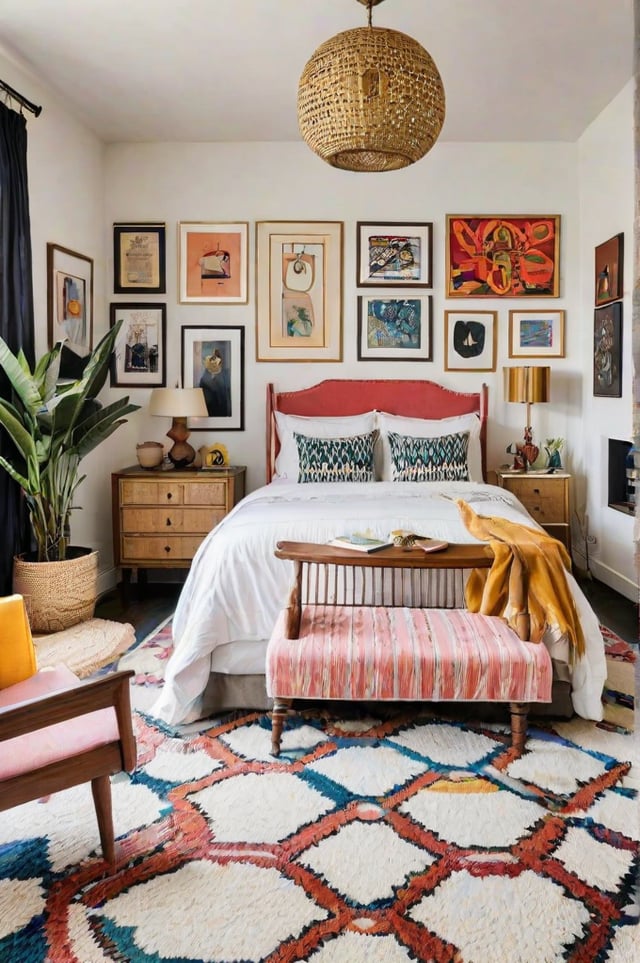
<box><xmin>13</xmin><ymin>548</ymin><xmax>99</xmax><ymax>633</ymax></box>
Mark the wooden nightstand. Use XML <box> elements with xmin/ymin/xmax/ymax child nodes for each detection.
<box><xmin>112</xmin><ymin>465</ymin><xmax>246</xmax><ymax>585</ymax></box>
<box><xmin>495</xmin><ymin>470</ymin><xmax>571</xmax><ymax>553</ymax></box>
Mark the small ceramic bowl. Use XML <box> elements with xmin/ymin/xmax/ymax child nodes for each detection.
<box><xmin>136</xmin><ymin>442</ymin><xmax>164</xmax><ymax>469</ymax></box>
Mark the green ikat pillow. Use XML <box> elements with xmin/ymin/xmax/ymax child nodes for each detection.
<box><xmin>388</xmin><ymin>429</ymin><xmax>470</xmax><ymax>482</ymax></box>
<box><xmin>294</xmin><ymin>430</ymin><xmax>378</xmax><ymax>483</ymax></box>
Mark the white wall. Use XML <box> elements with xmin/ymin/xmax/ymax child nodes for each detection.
<box><xmin>577</xmin><ymin>81</ymin><xmax>636</xmax><ymax>598</ymax></box>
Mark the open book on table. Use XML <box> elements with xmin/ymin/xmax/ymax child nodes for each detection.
<box><xmin>327</xmin><ymin>533</ymin><xmax>394</xmax><ymax>553</ymax></box>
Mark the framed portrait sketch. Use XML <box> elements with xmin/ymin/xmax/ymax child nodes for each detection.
<box><xmin>256</xmin><ymin>220</ymin><xmax>343</xmax><ymax>361</ymax></box>
<box><xmin>113</xmin><ymin>222</ymin><xmax>166</xmax><ymax>294</ymax></box>
<box><xmin>446</xmin><ymin>215</ymin><xmax>560</xmax><ymax>298</ymax></box>
<box><xmin>594</xmin><ymin>233</ymin><xmax>623</xmax><ymax>306</ymax></box>
<box><xmin>593</xmin><ymin>302</ymin><xmax>622</xmax><ymax>398</ymax></box>
<box><xmin>357</xmin><ymin>294</ymin><xmax>432</xmax><ymax>361</ymax></box>
<box><xmin>181</xmin><ymin>325</ymin><xmax>245</xmax><ymax>431</ymax></box>
<box><xmin>508</xmin><ymin>309</ymin><xmax>565</xmax><ymax>358</ymax></box>
<box><xmin>356</xmin><ymin>222</ymin><xmax>432</xmax><ymax>288</ymax></box>
<box><xmin>109</xmin><ymin>303</ymin><xmax>166</xmax><ymax>388</ymax></box>
<box><xmin>444</xmin><ymin>310</ymin><xmax>497</xmax><ymax>372</ymax></box>
<box><xmin>47</xmin><ymin>243</ymin><xmax>93</xmax><ymax>357</ymax></box>
<box><xmin>179</xmin><ymin>222</ymin><xmax>248</xmax><ymax>303</ymax></box>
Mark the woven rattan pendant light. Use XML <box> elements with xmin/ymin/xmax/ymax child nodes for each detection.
<box><xmin>298</xmin><ymin>0</ymin><xmax>445</xmax><ymax>172</ymax></box>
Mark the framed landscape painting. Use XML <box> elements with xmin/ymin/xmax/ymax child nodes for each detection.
<box><xmin>256</xmin><ymin>220</ymin><xmax>343</xmax><ymax>361</ymax></box>
<box><xmin>109</xmin><ymin>302</ymin><xmax>166</xmax><ymax>388</ymax></box>
<box><xmin>181</xmin><ymin>325</ymin><xmax>245</xmax><ymax>430</ymax></box>
<box><xmin>356</xmin><ymin>222</ymin><xmax>432</xmax><ymax>288</ymax></box>
<box><xmin>509</xmin><ymin>309</ymin><xmax>565</xmax><ymax>358</ymax></box>
<box><xmin>446</xmin><ymin>215</ymin><xmax>560</xmax><ymax>297</ymax></box>
<box><xmin>113</xmin><ymin>222</ymin><xmax>166</xmax><ymax>294</ymax></box>
<box><xmin>444</xmin><ymin>310</ymin><xmax>497</xmax><ymax>371</ymax></box>
<box><xmin>357</xmin><ymin>294</ymin><xmax>432</xmax><ymax>361</ymax></box>
<box><xmin>179</xmin><ymin>222</ymin><xmax>248</xmax><ymax>304</ymax></box>
<box><xmin>47</xmin><ymin>243</ymin><xmax>93</xmax><ymax>357</ymax></box>
<box><xmin>593</xmin><ymin>302</ymin><xmax>622</xmax><ymax>398</ymax></box>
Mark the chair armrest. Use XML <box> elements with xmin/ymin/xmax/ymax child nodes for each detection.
<box><xmin>0</xmin><ymin>670</ymin><xmax>136</xmax><ymax>771</ymax></box>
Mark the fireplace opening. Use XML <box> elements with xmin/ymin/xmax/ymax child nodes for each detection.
<box><xmin>608</xmin><ymin>438</ymin><xmax>635</xmax><ymax>516</ymax></box>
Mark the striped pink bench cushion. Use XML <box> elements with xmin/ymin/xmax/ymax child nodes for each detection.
<box><xmin>266</xmin><ymin>605</ymin><xmax>553</xmax><ymax>704</ymax></box>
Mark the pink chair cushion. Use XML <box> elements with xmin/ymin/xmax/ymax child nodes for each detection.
<box><xmin>266</xmin><ymin>605</ymin><xmax>553</xmax><ymax>704</ymax></box>
<box><xmin>0</xmin><ymin>665</ymin><xmax>119</xmax><ymax>781</ymax></box>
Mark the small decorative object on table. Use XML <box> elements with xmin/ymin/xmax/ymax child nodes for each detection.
<box><xmin>136</xmin><ymin>441</ymin><xmax>164</xmax><ymax>469</ymax></box>
<box><xmin>544</xmin><ymin>438</ymin><xmax>564</xmax><ymax>471</ymax></box>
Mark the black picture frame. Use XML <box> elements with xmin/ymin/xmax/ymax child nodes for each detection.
<box><xmin>181</xmin><ymin>325</ymin><xmax>245</xmax><ymax>431</ymax></box>
<box><xmin>593</xmin><ymin>302</ymin><xmax>622</xmax><ymax>398</ymax></box>
<box><xmin>109</xmin><ymin>302</ymin><xmax>167</xmax><ymax>388</ymax></box>
<box><xmin>113</xmin><ymin>222</ymin><xmax>166</xmax><ymax>294</ymax></box>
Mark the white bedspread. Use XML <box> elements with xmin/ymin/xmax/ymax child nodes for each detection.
<box><xmin>151</xmin><ymin>480</ymin><xmax>606</xmax><ymax>725</ymax></box>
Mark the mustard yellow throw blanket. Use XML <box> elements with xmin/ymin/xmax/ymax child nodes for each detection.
<box><xmin>457</xmin><ymin>500</ymin><xmax>585</xmax><ymax>659</ymax></box>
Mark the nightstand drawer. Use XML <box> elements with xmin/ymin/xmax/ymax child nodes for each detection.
<box><xmin>121</xmin><ymin>506</ymin><xmax>224</xmax><ymax>534</ymax></box>
<box><xmin>506</xmin><ymin>478</ymin><xmax>566</xmax><ymax>523</ymax></box>
<box><xmin>120</xmin><ymin>534</ymin><xmax>207</xmax><ymax>563</ymax></box>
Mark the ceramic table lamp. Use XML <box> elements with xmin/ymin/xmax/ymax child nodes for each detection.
<box><xmin>148</xmin><ymin>387</ymin><xmax>208</xmax><ymax>468</ymax></box>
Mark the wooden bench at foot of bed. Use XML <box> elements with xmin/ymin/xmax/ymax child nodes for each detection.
<box><xmin>266</xmin><ymin>541</ymin><xmax>553</xmax><ymax>757</ymax></box>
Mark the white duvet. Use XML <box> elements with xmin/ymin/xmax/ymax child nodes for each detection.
<box><xmin>151</xmin><ymin>480</ymin><xmax>607</xmax><ymax>726</ymax></box>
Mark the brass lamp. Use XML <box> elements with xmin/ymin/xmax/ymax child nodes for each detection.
<box><xmin>298</xmin><ymin>0</ymin><xmax>445</xmax><ymax>172</ymax></box>
<box><xmin>148</xmin><ymin>387</ymin><xmax>208</xmax><ymax>468</ymax></box>
<box><xmin>504</xmin><ymin>366</ymin><xmax>551</xmax><ymax>472</ymax></box>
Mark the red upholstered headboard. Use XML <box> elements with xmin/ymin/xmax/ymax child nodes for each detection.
<box><xmin>266</xmin><ymin>379</ymin><xmax>488</xmax><ymax>483</ymax></box>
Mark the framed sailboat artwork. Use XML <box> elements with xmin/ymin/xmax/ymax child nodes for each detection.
<box><xmin>444</xmin><ymin>310</ymin><xmax>497</xmax><ymax>371</ymax></box>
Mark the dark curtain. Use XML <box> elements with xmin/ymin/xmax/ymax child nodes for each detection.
<box><xmin>0</xmin><ymin>101</ymin><xmax>36</xmax><ymax>593</ymax></box>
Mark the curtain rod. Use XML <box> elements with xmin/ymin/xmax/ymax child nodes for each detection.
<box><xmin>0</xmin><ymin>79</ymin><xmax>42</xmax><ymax>117</ymax></box>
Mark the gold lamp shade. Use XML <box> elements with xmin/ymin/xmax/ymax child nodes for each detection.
<box><xmin>504</xmin><ymin>366</ymin><xmax>551</xmax><ymax>472</ymax></box>
<box><xmin>297</xmin><ymin>0</ymin><xmax>445</xmax><ymax>172</ymax></box>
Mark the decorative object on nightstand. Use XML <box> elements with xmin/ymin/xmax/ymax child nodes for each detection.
<box><xmin>148</xmin><ymin>387</ymin><xmax>207</xmax><ymax>468</ymax></box>
<box><xmin>135</xmin><ymin>441</ymin><xmax>164</xmax><ymax>469</ymax></box>
<box><xmin>544</xmin><ymin>438</ymin><xmax>564</xmax><ymax>471</ymax></box>
<box><xmin>199</xmin><ymin>443</ymin><xmax>229</xmax><ymax>469</ymax></box>
<box><xmin>495</xmin><ymin>469</ymin><xmax>571</xmax><ymax>553</ymax></box>
<box><xmin>504</xmin><ymin>365</ymin><xmax>550</xmax><ymax>471</ymax></box>
<box><xmin>297</xmin><ymin>0</ymin><xmax>445</xmax><ymax>173</ymax></box>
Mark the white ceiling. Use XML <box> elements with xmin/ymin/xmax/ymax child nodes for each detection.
<box><xmin>0</xmin><ymin>0</ymin><xmax>634</xmax><ymax>145</ymax></box>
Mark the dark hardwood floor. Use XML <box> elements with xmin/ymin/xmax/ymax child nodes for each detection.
<box><xmin>96</xmin><ymin>575</ymin><xmax>638</xmax><ymax>647</ymax></box>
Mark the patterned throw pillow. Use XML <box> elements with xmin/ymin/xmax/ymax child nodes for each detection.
<box><xmin>295</xmin><ymin>431</ymin><xmax>377</xmax><ymax>483</ymax></box>
<box><xmin>388</xmin><ymin>430</ymin><xmax>470</xmax><ymax>482</ymax></box>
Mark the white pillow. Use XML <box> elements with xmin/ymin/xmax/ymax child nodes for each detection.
<box><xmin>273</xmin><ymin>410</ymin><xmax>377</xmax><ymax>479</ymax></box>
<box><xmin>377</xmin><ymin>411</ymin><xmax>483</xmax><ymax>482</ymax></box>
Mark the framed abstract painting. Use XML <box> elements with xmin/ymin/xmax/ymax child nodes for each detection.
<box><xmin>179</xmin><ymin>222</ymin><xmax>249</xmax><ymax>304</ymax></box>
<box><xmin>256</xmin><ymin>220</ymin><xmax>343</xmax><ymax>361</ymax></box>
<box><xmin>593</xmin><ymin>302</ymin><xmax>622</xmax><ymax>398</ymax></box>
<box><xmin>444</xmin><ymin>310</ymin><xmax>497</xmax><ymax>372</ymax></box>
<box><xmin>357</xmin><ymin>294</ymin><xmax>432</xmax><ymax>361</ymax></box>
<box><xmin>508</xmin><ymin>309</ymin><xmax>565</xmax><ymax>358</ymax></box>
<box><xmin>356</xmin><ymin>222</ymin><xmax>432</xmax><ymax>288</ymax></box>
<box><xmin>47</xmin><ymin>243</ymin><xmax>93</xmax><ymax>357</ymax></box>
<box><xmin>181</xmin><ymin>325</ymin><xmax>245</xmax><ymax>430</ymax></box>
<box><xmin>109</xmin><ymin>302</ymin><xmax>166</xmax><ymax>388</ymax></box>
<box><xmin>594</xmin><ymin>233</ymin><xmax>623</xmax><ymax>306</ymax></box>
<box><xmin>446</xmin><ymin>215</ymin><xmax>560</xmax><ymax>297</ymax></box>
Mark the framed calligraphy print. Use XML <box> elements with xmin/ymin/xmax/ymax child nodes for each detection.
<box><xmin>113</xmin><ymin>222</ymin><xmax>166</xmax><ymax>294</ymax></box>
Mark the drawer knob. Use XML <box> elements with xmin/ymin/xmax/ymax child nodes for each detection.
<box><xmin>533</xmin><ymin>488</ymin><xmax>540</xmax><ymax>494</ymax></box>
<box><xmin>164</xmin><ymin>545</ymin><xmax>171</xmax><ymax>554</ymax></box>
<box><xmin>166</xmin><ymin>492</ymin><xmax>173</xmax><ymax>501</ymax></box>
<box><xmin>166</xmin><ymin>517</ymin><xmax>172</xmax><ymax>527</ymax></box>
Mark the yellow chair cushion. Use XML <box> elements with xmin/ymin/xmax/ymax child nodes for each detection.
<box><xmin>0</xmin><ymin>594</ymin><xmax>37</xmax><ymax>689</ymax></box>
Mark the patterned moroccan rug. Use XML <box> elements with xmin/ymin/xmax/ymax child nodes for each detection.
<box><xmin>0</xmin><ymin>620</ymin><xmax>637</xmax><ymax>963</ymax></box>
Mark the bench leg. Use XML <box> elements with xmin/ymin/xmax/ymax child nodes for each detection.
<box><xmin>270</xmin><ymin>698</ymin><xmax>292</xmax><ymax>756</ymax></box>
<box><xmin>510</xmin><ymin>702</ymin><xmax>529</xmax><ymax>757</ymax></box>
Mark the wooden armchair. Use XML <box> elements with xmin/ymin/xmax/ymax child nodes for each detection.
<box><xmin>0</xmin><ymin>595</ymin><xmax>136</xmax><ymax>865</ymax></box>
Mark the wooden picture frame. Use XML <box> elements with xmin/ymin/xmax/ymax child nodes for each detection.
<box><xmin>594</xmin><ymin>233</ymin><xmax>624</xmax><ymax>306</ymax></box>
<box><xmin>594</xmin><ymin>302</ymin><xmax>622</xmax><ymax>398</ymax></box>
<box><xmin>508</xmin><ymin>309</ymin><xmax>565</xmax><ymax>358</ymax></box>
<box><xmin>357</xmin><ymin>294</ymin><xmax>432</xmax><ymax>361</ymax></box>
<box><xmin>47</xmin><ymin>242</ymin><xmax>93</xmax><ymax>357</ymax></box>
<box><xmin>109</xmin><ymin>303</ymin><xmax>166</xmax><ymax>388</ymax></box>
<box><xmin>356</xmin><ymin>221</ymin><xmax>432</xmax><ymax>288</ymax></box>
<box><xmin>179</xmin><ymin>221</ymin><xmax>249</xmax><ymax>304</ymax></box>
<box><xmin>444</xmin><ymin>310</ymin><xmax>497</xmax><ymax>372</ymax></box>
<box><xmin>113</xmin><ymin>223</ymin><xmax>166</xmax><ymax>294</ymax></box>
<box><xmin>181</xmin><ymin>325</ymin><xmax>245</xmax><ymax>431</ymax></box>
<box><xmin>256</xmin><ymin>220</ymin><xmax>343</xmax><ymax>362</ymax></box>
<box><xmin>446</xmin><ymin>215</ymin><xmax>561</xmax><ymax>297</ymax></box>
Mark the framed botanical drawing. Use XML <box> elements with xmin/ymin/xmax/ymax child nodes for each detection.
<box><xmin>444</xmin><ymin>310</ymin><xmax>497</xmax><ymax>371</ymax></box>
<box><xmin>113</xmin><ymin>223</ymin><xmax>166</xmax><ymax>294</ymax></box>
<box><xmin>357</xmin><ymin>294</ymin><xmax>432</xmax><ymax>361</ymax></box>
<box><xmin>179</xmin><ymin>221</ymin><xmax>248</xmax><ymax>303</ymax></box>
<box><xmin>256</xmin><ymin>220</ymin><xmax>343</xmax><ymax>361</ymax></box>
<box><xmin>508</xmin><ymin>309</ymin><xmax>565</xmax><ymax>358</ymax></box>
<box><xmin>594</xmin><ymin>232</ymin><xmax>623</xmax><ymax>306</ymax></box>
<box><xmin>47</xmin><ymin>242</ymin><xmax>93</xmax><ymax>356</ymax></box>
<box><xmin>446</xmin><ymin>215</ymin><xmax>560</xmax><ymax>297</ymax></box>
<box><xmin>356</xmin><ymin>222</ymin><xmax>432</xmax><ymax>287</ymax></box>
<box><xmin>593</xmin><ymin>302</ymin><xmax>622</xmax><ymax>398</ymax></box>
<box><xmin>181</xmin><ymin>325</ymin><xmax>245</xmax><ymax>430</ymax></box>
<box><xmin>109</xmin><ymin>303</ymin><xmax>166</xmax><ymax>388</ymax></box>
